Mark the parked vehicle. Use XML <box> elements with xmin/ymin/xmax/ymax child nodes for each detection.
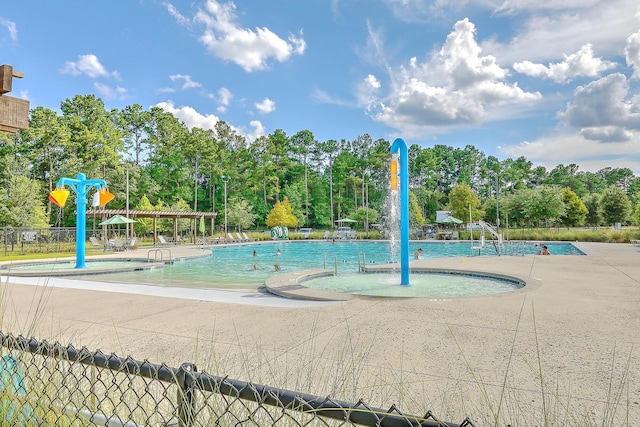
<box><xmin>299</xmin><ymin>228</ymin><xmax>313</xmax><ymax>239</ymax></box>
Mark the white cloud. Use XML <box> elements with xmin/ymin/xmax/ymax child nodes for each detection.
<box><xmin>246</xmin><ymin>120</ymin><xmax>266</xmax><ymax>141</ymax></box>
<box><xmin>489</xmin><ymin>0</ymin><xmax>606</xmax><ymax>14</ymax></box>
<box><xmin>94</xmin><ymin>82</ymin><xmax>127</xmax><ymax>100</ymax></box>
<box><xmin>364</xmin><ymin>18</ymin><xmax>541</xmax><ymax>137</ymax></box>
<box><xmin>514</xmin><ymin>44</ymin><xmax>616</xmax><ymax>83</ymax></box>
<box><xmin>499</xmin><ymin>132</ymin><xmax>640</xmax><ymax>174</ymax></box>
<box><xmin>255</xmin><ymin>97</ymin><xmax>275</xmax><ymax>114</ymax></box>
<box><xmin>214</xmin><ymin>87</ymin><xmax>233</xmax><ymax>112</ymax></box>
<box><xmin>169</xmin><ymin>74</ymin><xmax>202</xmax><ymax>90</ymax></box>
<box><xmin>381</xmin><ymin>0</ymin><xmax>442</xmax><ymax>23</ymax></box>
<box><xmin>365</xmin><ymin>74</ymin><xmax>381</xmax><ymax>89</ymax></box>
<box><xmin>192</xmin><ymin>0</ymin><xmax>305</xmax><ymax>72</ymax></box>
<box><xmin>0</xmin><ymin>17</ymin><xmax>18</xmax><ymax>42</ymax></box>
<box><xmin>61</xmin><ymin>54</ymin><xmax>121</xmax><ymax>80</ymax></box>
<box><xmin>164</xmin><ymin>2</ymin><xmax>191</xmax><ymax>27</ymax></box>
<box><xmin>625</xmin><ymin>29</ymin><xmax>640</xmax><ymax>79</ymax></box>
<box><xmin>155</xmin><ymin>100</ymin><xmax>222</xmax><ymax>130</ymax></box>
<box><xmin>217</xmin><ymin>87</ymin><xmax>233</xmax><ymax>105</ymax></box>
<box><xmin>155</xmin><ymin>100</ymin><xmax>261</xmax><ymax>142</ymax></box>
<box><xmin>558</xmin><ymin>73</ymin><xmax>640</xmax><ymax>142</ymax></box>
<box><xmin>311</xmin><ymin>88</ymin><xmax>351</xmax><ymax>107</ymax></box>
<box><xmin>480</xmin><ymin>0</ymin><xmax>639</xmax><ymax>65</ymax></box>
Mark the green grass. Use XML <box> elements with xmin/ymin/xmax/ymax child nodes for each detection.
<box><xmin>459</xmin><ymin>226</ymin><xmax>640</xmax><ymax>243</ymax></box>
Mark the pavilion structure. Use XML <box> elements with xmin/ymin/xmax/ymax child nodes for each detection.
<box><xmin>86</xmin><ymin>209</ymin><xmax>217</xmax><ymax>245</ymax></box>
<box><xmin>0</xmin><ymin>64</ymin><xmax>29</xmax><ymax>133</ymax></box>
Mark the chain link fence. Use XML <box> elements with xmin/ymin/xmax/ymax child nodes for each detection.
<box><xmin>0</xmin><ymin>332</ymin><xmax>475</xmax><ymax>426</ymax></box>
<box><xmin>0</xmin><ymin>227</ymin><xmax>91</xmax><ymax>257</ymax></box>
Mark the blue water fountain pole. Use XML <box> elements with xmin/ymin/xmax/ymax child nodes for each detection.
<box><xmin>391</xmin><ymin>138</ymin><xmax>410</xmax><ymax>285</ymax></box>
<box><xmin>56</xmin><ymin>173</ymin><xmax>107</xmax><ymax>269</ymax></box>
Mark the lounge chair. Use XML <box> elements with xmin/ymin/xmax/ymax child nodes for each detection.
<box><xmin>350</xmin><ymin>230</ymin><xmax>357</xmax><ymax>240</ymax></box>
<box><xmin>242</xmin><ymin>232</ymin><xmax>256</xmax><ymax>242</ymax></box>
<box><xmin>236</xmin><ymin>232</ymin><xmax>246</xmax><ymax>242</ymax></box>
<box><xmin>227</xmin><ymin>233</ymin><xmax>238</xmax><ymax>243</ymax></box>
<box><xmin>331</xmin><ymin>230</ymin><xmax>339</xmax><ymax>240</ymax></box>
<box><xmin>89</xmin><ymin>236</ymin><xmax>102</xmax><ymax>247</ymax></box>
<box><xmin>113</xmin><ymin>239</ymin><xmax>125</xmax><ymax>251</ymax></box>
<box><xmin>451</xmin><ymin>231</ymin><xmax>459</xmax><ymax>240</ymax></box>
<box><xmin>631</xmin><ymin>239</ymin><xmax>640</xmax><ymax>246</ymax></box>
<box><xmin>157</xmin><ymin>235</ymin><xmax>171</xmax><ymax>246</ymax></box>
<box><xmin>127</xmin><ymin>237</ymin><xmax>138</xmax><ymax>249</ymax></box>
<box><xmin>321</xmin><ymin>231</ymin><xmax>330</xmax><ymax>240</ymax></box>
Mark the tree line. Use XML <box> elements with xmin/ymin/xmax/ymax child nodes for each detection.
<box><xmin>1</xmin><ymin>94</ymin><xmax>639</xmax><ymax>233</ymax></box>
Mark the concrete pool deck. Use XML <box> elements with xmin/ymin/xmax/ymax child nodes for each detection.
<box><xmin>1</xmin><ymin>241</ymin><xmax>639</xmax><ymax>425</ymax></box>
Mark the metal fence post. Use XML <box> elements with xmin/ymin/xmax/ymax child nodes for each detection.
<box><xmin>177</xmin><ymin>362</ymin><xmax>197</xmax><ymax>427</ymax></box>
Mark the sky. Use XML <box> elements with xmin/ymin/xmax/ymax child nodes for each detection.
<box><xmin>2</xmin><ymin>0</ymin><xmax>640</xmax><ymax>174</ymax></box>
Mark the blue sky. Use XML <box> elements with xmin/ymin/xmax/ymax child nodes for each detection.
<box><xmin>2</xmin><ymin>0</ymin><xmax>640</xmax><ymax>173</ymax></box>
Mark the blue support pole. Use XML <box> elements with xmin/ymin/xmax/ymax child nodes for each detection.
<box><xmin>56</xmin><ymin>173</ymin><xmax>107</xmax><ymax>269</ymax></box>
<box><xmin>390</xmin><ymin>138</ymin><xmax>410</xmax><ymax>285</ymax></box>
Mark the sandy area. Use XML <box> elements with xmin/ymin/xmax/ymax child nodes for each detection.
<box><xmin>1</xmin><ymin>241</ymin><xmax>639</xmax><ymax>426</ymax></box>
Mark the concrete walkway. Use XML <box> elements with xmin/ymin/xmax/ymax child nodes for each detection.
<box><xmin>1</xmin><ymin>241</ymin><xmax>639</xmax><ymax>426</ymax></box>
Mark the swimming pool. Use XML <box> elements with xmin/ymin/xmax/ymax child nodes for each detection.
<box><xmin>73</xmin><ymin>241</ymin><xmax>583</xmax><ymax>290</ymax></box>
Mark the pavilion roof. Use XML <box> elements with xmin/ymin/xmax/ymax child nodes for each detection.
<box><xmin>86</xmin><ymin>209</ymin><xmax>217</xmax><ymax>219</ymax></box>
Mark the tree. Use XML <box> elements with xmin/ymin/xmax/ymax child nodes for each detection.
<box><xmin>0</xmin><ymin>174</ymin><xmax>49</xmax><ymax>227</ymax></box>
<box><xmin>317</xmin><ymin>139</ymin><xmax>340</xmax><ymax>224</ymax></box>
<box><xmin>598</xmin><ymin>185</ymin><xmax>632</xmax><ymax>225</ymax></box>
<box><xmin>559</xmin><ymin>187</ymin><xmax>588</xmax><ymax>227</ymax></box>
<box><xmin>448</xmin><ymin>183</ymin><xmax>483</xmax><ymax>222</ymax></box>
<box><xmin>227</xmin><ymin>196</ymin><xmax>258</xmax><ymax>231</ymax></box>
<box><xmin>132</xmin><ymin>194</ymin><xmax>155</xmax><ymax>235</ymax></box>
<box><xmin>409</xmin><ymin>191</ymin><xmax>425</xmax><ymax>228</ymax></box>
<box><xmin>352</xmin><ymin>206</ymin><xmax>379</xmax><ymax>227</ymax></box>
<box><xmin>172</xmin><ymin>198</ymin><xmax>192</xmax><ymax>235</ymax></box>
<box><xmin>290</xmin><ymin>129</ymin><xmax>315</xmax><ymax>225</ymax></box>
<box><xmin>632</xmin><ymin>193</ymin><xmax>640</xmax><ymax>226</ymax></box>
<box><xmin>546</xmin><ymin>163</ymin><xmax>587</xmax><ymax>197</ymax></box>
<box><xmin>525</xmin><ymin>186</ymin><xmax>565</xmax><ymax>227</ymax></box>
<box><xmin>116</xmin><ymin>103</ymin><xmax>150</xmax><ymax>166</ymax></box>
<box><xmin>59</xmin><ymin>94</ymin><xmax>124</xmax><ymax>178</ymax></box>
<box><xmin>583</xmin><ymin>194</ymin><xmax>601</xmax><ymax>227</ymax></box>
<box><xmin>16</xmin><ymin>106</ymin><xmax>70</xmax><ymax>221</ymax></box>
<box><xmin>265</xmin><ymin>197</ymin><xmax>298</xmax><ymax>227</ymax></box>
<box><xmin>145</xmin><ymin>107</ymin><xmax>191</xmax><ymax>205</ymax></box>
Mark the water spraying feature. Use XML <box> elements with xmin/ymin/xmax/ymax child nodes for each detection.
<box><xmin>390</xmin><ymin>138</ymin><xmax>410</xmax><ymax>285</ymax></box>
<box><xmin>49</xmin><ymin>173</ymin><xmax>115</xmax><ymax>269</ymax></box>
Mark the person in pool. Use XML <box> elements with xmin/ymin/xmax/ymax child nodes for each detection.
<box><xmin>414</xmin><ymin>248</ymin><xmax>423</xmax><ymax>259</ymax></box>
<box><xmin>276</xmin><ymin>249</ymin><xmax>281</xmax><ymax>256</ymax></box>
<box><xmin>542</xmin><ymin>245</ymin><xmax>550</xmax><ymax>255</ymax></box>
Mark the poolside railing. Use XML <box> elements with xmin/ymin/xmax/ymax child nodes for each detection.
<box><xmin>0</xmin><ymin>331</ymin><xmax>474</xmax><ymax>427</ymax></box>
<box><xmin>323</xmin><ymin>252</ymin><xmax>339</xmax><ymax>275</ymax></box>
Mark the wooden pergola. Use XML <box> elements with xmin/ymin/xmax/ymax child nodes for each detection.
<box><xmin>1</xmin><ymin>64</ymin><xmax>30</xmax><ymax>133</ymax></box>
<box><xmin>86</xmin><ymin>209</ymin><xmax>217</xmax><ymax>245</ymax></box>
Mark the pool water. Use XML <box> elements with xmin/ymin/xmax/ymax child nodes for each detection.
<box><xmin>302</xmin><ymin>271</ymin><xmax>524</xmax><ymax>297</ymax></box>
<box><xmin>79</xmin><ymin>241</ymin><xmax>583</xmax><ymax>290</ymax></box>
